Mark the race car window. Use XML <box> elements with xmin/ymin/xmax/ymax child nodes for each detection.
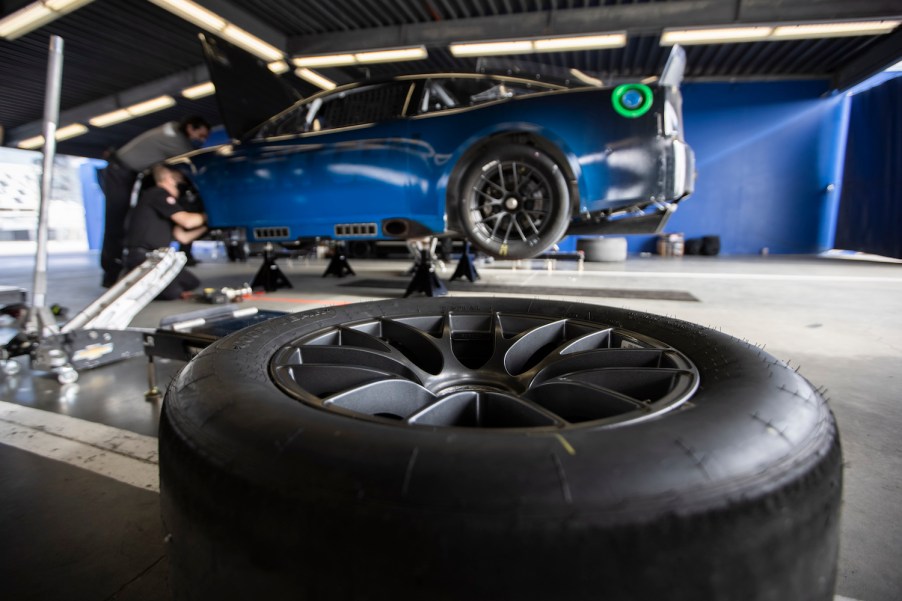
<box><xmin>314</xmin><ymin>82</ymin><xmax>414</xmax><ymax>131</ymax></box>
<box><xmin>418</xmin><ymin>77</ymin><xmax>551</xmax><ymax>115</ymax></box>
<box><xmin>261</xmin><ymin>82</ymin><xmax>414</xmax><ymax>137</ymax></box>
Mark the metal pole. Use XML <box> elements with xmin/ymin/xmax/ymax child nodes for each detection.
<box><xmin>26</xmin><ymin>35</ymin><xmax>64</xmax><ymax>336</ymax></box>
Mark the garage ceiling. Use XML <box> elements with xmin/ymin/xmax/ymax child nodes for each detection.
<box><xmin>1</xmin><ymin>0</ymin><xmax>900</xmax><ymax>158</ymax></box>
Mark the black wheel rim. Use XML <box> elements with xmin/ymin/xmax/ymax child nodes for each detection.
<box><xmin>271</xmin><ymin>309</ymin><xmax>699</xmax><ymax>431</ymax></box>
<box><xmin>467</xmin><ymin>159</ymin><xmax>555</xmax><ymax>249</ymax></box>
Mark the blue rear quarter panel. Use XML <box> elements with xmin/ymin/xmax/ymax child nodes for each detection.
<box><xmin>188</xmin><ymin>86</ymin><xmax>661</xmax><ymax>241</ymax></box>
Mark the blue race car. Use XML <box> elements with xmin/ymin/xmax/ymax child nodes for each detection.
<box><xmin>173</xmin><ymin>35</ymin><xmax>694</xmax><ymax>260</ymax></box>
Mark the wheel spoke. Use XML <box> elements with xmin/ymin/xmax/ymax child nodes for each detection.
<box><xmin>325</xmin><ymin>379</ymin><xmax>436</xmax><ymax>420</ymax></box>
<box><xmin>475</xmin><ymin>212</ymin><xmax>504</xmax><ymax>228</ymax></box>
<box><xmin>479</xmin><ymin>172</ymin><xmax>505</xmax><ymax>195</ymax></box>
<box><xmin>502</xmin><ymin>217</ymin><xmax>513</xmax><ymax>243</ymax></box>
<box><xmin>521</xmin><ymin>211</ymin><xmax>540</xmax><ymax>235</ymax></box>
<box><xmin>473</xmin><ymin>187</ymin><xmax>500</xmax><ymax>204</ymax></box>
<box><xmin>523</xmin><ymin>379</ymin><xmax>647</xmax><ymax>423</ymax></box>
<box><xmin>491</xmin><ymin>211</ymin><xmax>506</xmax><ymax>237</ymax></box>
<box><xmin>377</xmin><ymin>318</ymin><xmax>445</xmax><ymax>375</ymax></box>
<box><xmin>563</xmin><ymin>368</ymin><xmax>690</xmax><ymax>402</ymax></box>
<box><xmin>497</xmin><ymin>162</ymin><xmax>508</xmax><ymax>193</ymax></box>
<box><xmin>272</xmin><ymin>364</ymin><xmax>399</xmax><ymax>403</ymax></box>
<box><xmin>409</xmin><ymin>390</ymin><xmax>562</xmax><ymax>428</ymax></box>
<box><xmin>512</xmin><ymin>216</ymin><xmax>528</xmax><ymax>242</ymax></box>
<box><xmin>531</xmin><ymin>348</ymin><xmax>665</xmax><ymax>386</ymax></box>
<box><xmin>503</xmin><ymin>319</ymin><xmax>569</xmax><ymax>375</ymax></box>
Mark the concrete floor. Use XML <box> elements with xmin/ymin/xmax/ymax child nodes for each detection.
<box><xmin>1</xmin><ymin>247</ymin><xmax>900</xmax><ymax>600</ymax></box>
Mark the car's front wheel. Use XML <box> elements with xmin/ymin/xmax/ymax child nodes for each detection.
<box><xmin>458</xmin><ymin>145</ymin><xmax>570</xmax><ymax>260</ymax></box>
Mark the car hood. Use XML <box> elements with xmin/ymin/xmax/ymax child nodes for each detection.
<box><xmin>200</xmin><ymin>33</ymin><xmax>303</xmax><ymax>141</ymax></box>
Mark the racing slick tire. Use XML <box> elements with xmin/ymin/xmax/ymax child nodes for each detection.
<box><xmin>160</xmin><ymin>297</ymin><xmax>842</xmax><ymax>601</ymax></box>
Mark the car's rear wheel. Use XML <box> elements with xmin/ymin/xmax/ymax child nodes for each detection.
<box><xmin>458</xmin><ymin>145</ymin><xmax>570</xmax><ymax>260</ymax></box>
<box><xmin>160</xmin><ymin>297</ymin><xmax>842</xmax><ymax>601</ymax></box>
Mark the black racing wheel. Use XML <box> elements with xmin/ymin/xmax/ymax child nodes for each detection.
<box><xmin>458</xmin><ymin>145</ymin><xmax>571</xmax><ymax>260</ymax></box>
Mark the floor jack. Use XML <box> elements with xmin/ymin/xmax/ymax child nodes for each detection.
<box><xmin>1</xmin><ymin>249</ymin><xmax>188</xmax><ymax>384</ymax></box>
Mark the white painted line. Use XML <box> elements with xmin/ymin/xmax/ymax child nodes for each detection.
<box><xmin>490</xmin><ymin>269</ymin><xmax>902</xmax><ymax>284</ymax></box>
<box><xmin>0</xmin><ymin>400</ymin><xmax>159</xmax><ymax>492</ymax></box>
<box><xmin>835</xmin><ymin>596</ymin><xmax>865</xmax><ymax>601</ymax></box>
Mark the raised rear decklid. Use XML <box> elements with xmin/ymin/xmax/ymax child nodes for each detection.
<box><xmin>200</xmin><ymin>33</ymin><xmax>305</xmax><ymax>141</ymax></box>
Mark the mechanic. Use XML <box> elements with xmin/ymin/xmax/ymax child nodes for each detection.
<box><xmin>123</xmin><ymin>165</ymin><xmax>207</xmax><ymax>301</ymax></box>
<box><xmin>99</xmin><ymin>115</ymin><xmax>210</xmax><ymax>287</ymax></box>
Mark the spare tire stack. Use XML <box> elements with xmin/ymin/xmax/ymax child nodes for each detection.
<box><xmin>160</xmin><ymin>297</ymin><xmax>843</xmax><ymax>601</ymax></box>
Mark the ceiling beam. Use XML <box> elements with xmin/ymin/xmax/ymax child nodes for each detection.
<box><xmin>738</xmin><ymin>0</ymin><xmax>902</xmax><ymax>23</ymax></box>
<box><xmin>833</xmin><ymin>27</ymin><xmax>902</xmax><ymax>91</ymax></box>
<box><xmin>288</xmin><ymin>0</ymin><xmax>902</xmax><ymax>55</ymax></box>
<box><xmin>7</xmin><ymin>64</ymin><xmax>209</xmax><ymax>143</ymax></box>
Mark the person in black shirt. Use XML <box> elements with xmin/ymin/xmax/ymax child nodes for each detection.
<box><xmin>100</xmin><ymin>115</ymin><xmax>210</xmax><ymax>287</ymax></box>
<box><xmin>123</xmin><ymin>165</ymin><xmax>207</xmax><ymax>300</ymax></box>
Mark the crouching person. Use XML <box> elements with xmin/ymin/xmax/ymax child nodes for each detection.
<box><xmin>123</xmin><ymin>165</ymin><xmax>207</xmax><ymax>300</ymax></box>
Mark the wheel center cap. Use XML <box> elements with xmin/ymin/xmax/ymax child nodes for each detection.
<box><xmin>504</xmin><ymin>197</ymin><xmax>519</xmax><ymax>211</ymax></box>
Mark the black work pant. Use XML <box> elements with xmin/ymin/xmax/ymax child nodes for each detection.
<box><xmin>124</xmin><ymin>248</ymin><xmax>200</xmax><ymax>301</ymax></box>
<box><xmin>99</xmin><ymin>162</ymin><xmax>138</xmax><ymax>286</ymax></box>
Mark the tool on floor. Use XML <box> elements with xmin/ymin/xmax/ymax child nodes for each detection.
<box><xmin>2</xmin><ymin>249</ymin><xmax>187</xmax><ymax>384</ymax></box>
<box><xmin>142</xmin><ymin>305</ymin><xmax>286</xmax><ymax>401</ymax></box>
<box><xmin>196</xmin><ymin>284</ymin><xmax>253</xmax><ymax>304</ymax></box>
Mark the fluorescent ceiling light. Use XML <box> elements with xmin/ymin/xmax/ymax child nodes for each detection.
<box><xmin>293</xmin><ymin>46</ymin><xmax>428</xmax><ymax>68</ymax></box>
<box><xmin>18</xmin><ymin>135</ymin><xmax>46</xmax><ymax>150</ymax></box>
<box><xmin>450</xmin><ymin>40</ymin><xmax>533</xmax><ymax>57</ymax></box>
<box><xmin>0</xmin><ymin>0</ymin><xmax>94</xmax><ymax>40</ymax></box>
<box><xmin>89</xmin><ymin>109</ymin><xmax>132</xmax><ymax>127</ymax></box>
<box><xmin>0</xmin><ymin>4</ymin><xmax>51</xmax><ymax>39</ymax></box>
<box><xmin>533</xmin><ymin>33</ymin><xmax>626</xmax><ymax>52</ymax></box>
<box><xmin>55</xmin><ymin>123</ymin><xmax>88</xmax><ymax>140</ymax></box>
<box><xmin>17</xmin><ymin>122</ymin><xmax>88</xmax><ymax>148</ymax></box>
<box><xmin>295</xmin><ymin>68</ymin><xmax>336</xmax><ymax>90</ymax></box>
<box><xmin>355</xmin><ymin>46</ymin><xmax>428</xmax><ymax>63</ymax></box>
<box><xmin>222</xmin><ymin>24</ymin><xmax>283</xmax><ymax>62</ymax></box>
<box><xmin>293</xmin><ymin>54</ymin><xmax>356</xmax><ymax>68</ymax></box>
<box><xmin>268</xmin><ymin>60</ymin><xmax>289</xmax><ymax>74</ymax></box>
<box><xmin>661</xmin><ymin>20</ymin><xmax>901</xmax><ymax>46</ymax></box>
<box><xmin>182</xmin><ymin>81</ymin><xmax>215</xmax><ymax>99</ymax></box>
<box><xmin>450</xmin><ymin>33</ymin><xmax>626</xmax><ymax>57</ymax></box>
<box><xmin>147</xmin><ymin>0</ymin><xmax>225</xmax><ymax>32</ymax></box>
<box><xmin>771</xmin><ymin>20</ymin><xmax>901</xmax><ymax>40</ymax></box>
<box><xmin>661</xmin><ymin>27</ymin><xmax>773</xmax><ymax>45</ymax></box>
<box><xmin>89</xmin><ymin>95</ymin><xmax>177</xmax><ymax>128</ymax></box>
<box><xmin>127</xmin><ymin>95</ymin><xmax>176</xmax><ymax>116</ymax></box>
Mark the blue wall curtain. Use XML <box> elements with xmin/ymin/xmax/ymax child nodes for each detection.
<box><xmin>835</xmin><ymin>77</ymin><xmax>902</xmax><ymax>259</ymax></box>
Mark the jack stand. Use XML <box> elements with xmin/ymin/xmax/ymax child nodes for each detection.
<box><xmin>404</xmin><ymin>250</ymin><xmax>448</xmax><ymax>297</ymax></box>
<box><xmin>450</xmin><ymin>241</ymin><xmax>481</xmax><ymax>283</ymax></box>
<box><xmin>322</xmin><ymin>242</ymin><xmax>355</xmax><ymax>278</ymax></box>
<box><xmin>251</xmin><ymin>242</ymin><xmax>293</xmax><ymax>292</ymax></box>
<box><xmin>405</xmin><ymin>238</ymin><xmax>445</xmax><ymax>275</ymax></box>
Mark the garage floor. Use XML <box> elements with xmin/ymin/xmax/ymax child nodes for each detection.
<box><xmin>1</xmin><ymin>248</ymin><xmax>899</xmax><ymax>601</ymax></box>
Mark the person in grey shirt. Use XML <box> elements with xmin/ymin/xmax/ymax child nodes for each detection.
<box><xmin>99</xmin><ymin>115</ymin><xmax>210</xmax><ymax>287</ymax></box>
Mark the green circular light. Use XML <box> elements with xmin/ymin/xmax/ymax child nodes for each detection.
<box><xmin>612</xmin><ymin>84</ymin><xmax>654</xmax><ymax>118</ymax></box>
